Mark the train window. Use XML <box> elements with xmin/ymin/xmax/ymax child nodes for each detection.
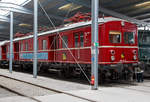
<box><xmin>37</xmin><ymin>40</ymin><xmax>39</xmax><ymax>50</ymax></box>
<box><xmin>74</xmin><ymin>34</ymin><xmax>78</xmax><ymax>47</ymax></box>
<box><xmin>20</xmin><ymin>43</ymin><xmax>23</xmax><ymax>51</ymax></box>
<box><xmin>42</xmin><ymin>40</ymin><xmax>47</xmax><ymax>50</ymax></box>
<box><xmin>62</xmin><ymin>35</ymin><xmax>68</xmax><ymax>48</ymax></box>
<box><xmin>109</xmin><ymin>31</ymin><xmax>121</xmax><ymax>43</ymax></box>
<box><xmin>74</xmin><ymin>32</ymin><xmax>84</xmax><ymax>47</ymax></box>
<box><xmin>80</xmin><ymin>33</ymin><xmax>84</xmax><ymax>47</ymax></box>
<box><xmin>124</xmin><ymin>32</ymin><xmax>134</xmax><ymax>44</ymax></box>
<box><xmin>25</xmin><ymin>42</ymin><xmax>28</xmax><ymax>51</ymax></box>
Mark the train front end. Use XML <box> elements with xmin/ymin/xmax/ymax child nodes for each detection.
<box><xmin>99</xmin><ymin>19</ymin><xmax>138</xmax><ymax>80</ymax></box>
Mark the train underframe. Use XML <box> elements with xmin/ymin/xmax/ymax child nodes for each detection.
<box><xmin>0</xmin><ymin>60</ymin><xmax>138</xmax><ymax>82</ymax></box>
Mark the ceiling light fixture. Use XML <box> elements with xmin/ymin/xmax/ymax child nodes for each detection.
<box><xmin>58</xmin><ymin>3</ymin><xmax>82</xmax><ymax>11</ymax></box>
<box><xmin>19</xmin><ymin>23</ymin><xmax>32</xmax><ymax>27</ymax></box>
<box><xmin>58</xmin><ymin>3</ymin><xmax>72</xmax><ymax>10</ymax></box>
<box><xmin>135</xmin><ymin>1</ymin><xmax>150</xmax><ymax>7</ymax></box>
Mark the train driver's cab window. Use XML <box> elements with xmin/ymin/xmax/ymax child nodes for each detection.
<box><xmin>124</xmin><ymin>32</ymin><xmax>135</xmax><ymax>44</ymax></box>
<box><xmin>25</xmin><ymin>42</ymin><xmax>28</xmax><ymax>51</ymax></box>
<box><xmin>42</xmin><ymin>40</ymin><xmax>47</xmax><ymax>50</ymax></box>
<box><xmin>62</xmin><ymin>35</ymin><xmax>68</xmax><ymax>48</ymax></box>
<box><xmin>109</xmin><ymin>31</ymin><xmax>121</xmax><ymax>43</ymax></box>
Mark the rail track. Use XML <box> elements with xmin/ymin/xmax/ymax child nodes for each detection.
<box><xmin>0</xmin><ymin>75</ymin><xmax>96</xmax><ymax>102</ymax></box>
<box><xmin>0</xmin><ymin>69</ymin><xmax>150</xmax><ymax>102</ymax></box>
<box><xmin>0</xmin><ymin>85</ymin><xmax>41</xmax><ymax>102</ymax></box>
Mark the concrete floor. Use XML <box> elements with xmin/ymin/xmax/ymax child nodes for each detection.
<box><xmin>0</xmin><ymin>69</ymin><xmax>150</xmax><ymax>102</ymax></box>
<box><xmin>0</xmin><ymin>87</ymin><xmax>18</xmax><ymax>98</ymax></box>
<box><xmin>0</xmin><ymin>76</ymin><xmax>57</xmax><ymax>97</ymax></box>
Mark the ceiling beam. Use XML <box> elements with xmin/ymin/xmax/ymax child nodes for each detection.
<box><xmin>141</xmin><ymin>18</ymin><xmax>150</xmax><ymax>22</ymax></box>
<box><xmin>0</xmin><ymin>33</ymin><xmax>9</xmax><ymax>36</ymax></box>
<box><xmin>0</xmin><ymin>36</ymin><xmax>9</xmax><ymax>39</ymax></box>
<box><xmin>126</xmin><ymin>7</ymin><xmax>150</xmax><ymax>16</ymax></box>
<box><xmin>0</xmin><ymin>15</ymin><xmax>10</xmax><ymax>22</ymax></box>
<box><xmin>103</xmin><ymin>0</ymin><xmax>123</xmax><ymax>7</ymax></box>
<box><xmin>66</xmin><ymin>0</ymin><xmax>149</xmax><ymax>26</ymax></box>
<box><xmin>2</xmin><ymin>36</ymin><xmax>9</xmax><ymax>39</ymax></box>
<box><xmin>40</xmin><ymin>0</ymin><xmax>53</xmax><ymax>6</ymax></box>
<box><xmin>0</xmin><ymin>2</ymin><xmax>32</xmax><ymax>14</ymax></box>
<box><xmin>0</xmin><ymin>37</ymin><xmax>9</xmax><ymax>40</ymax></box>
<box><xmin>133</xmin><ymin>13</ymin><xmax>150</xmax><ymax>19</ymax></box>
<box><xmin>38</xmin><ymin>1</ymin><xmax>66</xmax><ymax>21</ymax></box>
<box><xmin>114</xmin><ymin>0</ymin><xmax>149</xmax><ymax>10</ymax></box>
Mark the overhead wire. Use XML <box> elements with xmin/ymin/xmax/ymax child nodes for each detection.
<box><xmin>38</xmin><ymin>1</ymin><xmax>91</xmax><ymax>84</ymax></box>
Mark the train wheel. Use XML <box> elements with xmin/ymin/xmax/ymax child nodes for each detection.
<box><xmin>60</xmin><ymin>67</ymin><xmax>72</xmax><ymax>78</ymax></box>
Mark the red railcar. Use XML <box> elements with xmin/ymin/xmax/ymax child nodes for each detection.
<box><xmin>0</xmin><ymin>16</ymin><xmax>138</xmax><ymax>80</ymax></box>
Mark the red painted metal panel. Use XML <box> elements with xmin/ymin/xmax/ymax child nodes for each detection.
<box><xmin>0</xmin><ymin>18</ymin><xmax>138</xmax><ymax>67</ymax></box>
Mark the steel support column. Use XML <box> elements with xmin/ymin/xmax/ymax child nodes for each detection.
<box><xmin>9</xmin><ymin>12</ymin><xmax>13</xmax><ymax>73</ymax></box>
<box><xmin>0</xmin><ymin>2</ymin><xmax>32</xmax><ymax>74</ymax></box>
<box><xmin>91</xmin><ymin>0</ymin><xmax>99</xmax><ymax>90</ymax></box>
<box><xmin>33</xmin><ymin>0</ymin><xmax>38</xmax><ymax>78</ymax></box>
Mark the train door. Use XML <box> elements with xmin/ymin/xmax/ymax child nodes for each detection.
<box><xmin>14</xmin><ymin>42</ymin><xmax>19</xmax><ymax>60</ymax></box>
<box><xmin>53</xmin><ymin>35</ymin><xmax>59</xmax><ymax>61</ymax></box>
<box><xmin>74</xmin><ymin>32</ymin><xmax>84</xmax><ymax>61</ymax></box>
<box><xmin>48</xmin><ymin>36</ymin><xmax>57</xmax><ymax>61</ymax></box>
<box><xmin>2</xmin><ymin>45</ymin><xmax>7</xmax><ymax>60</ymax></box>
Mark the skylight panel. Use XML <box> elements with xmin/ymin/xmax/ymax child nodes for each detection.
<box><xmin>0</xmin><ymin>0</ymin><xmax>31</xmax><ymax>15</ymax></box>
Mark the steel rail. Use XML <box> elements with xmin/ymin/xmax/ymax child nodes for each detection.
<box><xmin>0</xmin><ymin>83</ymin><xmax>41</xmax><ymax>102</ymax></box>
<box><xmin>0</xmin><ymin>75</ymin><xmax>97</xmax><ymax>102</ymax></box>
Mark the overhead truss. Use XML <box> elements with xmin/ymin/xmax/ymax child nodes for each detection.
<box><xmin>67</xmin><ymin>0</ymin><xmax>150</xmax><ymax>27</ymax></box>
<box><xmin>0</xmin><ymin>14</ymin><xmax>9</xmax><ymax>22</ymax></box>
<box><xmin>0</xmin><ymin>2</ymin><xmax>32</xmax><ymax>14</ymax></box>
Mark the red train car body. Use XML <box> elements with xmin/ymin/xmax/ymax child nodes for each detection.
<box><xmin>0</xmin><ymin>16</ymin><xmax>138</xmax><ymax>80</ymax></box>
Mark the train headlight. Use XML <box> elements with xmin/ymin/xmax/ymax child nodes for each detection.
<box><xmin>121</xmin><ymin>21</ymin><xmax>125</xmax><ymax>26</ymax></box>
<box><xmin>110</xmin><ymin>50</ymin><xmax>115</xmax><ymax>55</ymax></box>
<box><xmin>111</xmin><ymin>56</ymin><xmax>115</xmax><ymax>61</ymax></box>
<box><xmin>133</xmin><ymin>55</ymin><xmax>137</xmax><ymax>60</ymax></box>
<box><xmin>133</xmin><ymin>50</ymin><xmax>137</xmax><ymax>54</ymax></box>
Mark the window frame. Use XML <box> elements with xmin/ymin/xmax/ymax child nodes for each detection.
<box><xmin>109</xmin><ymin>30</ymin><xmax>121</xmax><ymax>44</ymax></box>
<box><xmin>25</xmin><ymin>42</ymin><xmax>28</xmax><ymax>51</ymax></box>
<box><xmin>20</xmin><ymin>42</ymin><xmax>23</xmax><ymax>51</ymax></box>
<box><xmin>124</xmin><ymin>32</ymin><xmax>135</xmax><ymax>44</ymax></box>
<box><xmin>74</xmin><ymin>32</ymin><xmax>84</xmax><ymax>47</ymax></box>
<box><xmin>42</xmin><ymin>39</ymin><xmax>47</xmax><ymax>50</ymax></box>
<box><xmin>62</xmin><ymin>35</ymin><xmax>68</xmax><ymax>48</ymax></box>
<box><xmin>80</xmin><ymin>32</ymin><xmax>84</xmax><ymax>47</ymax></box>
